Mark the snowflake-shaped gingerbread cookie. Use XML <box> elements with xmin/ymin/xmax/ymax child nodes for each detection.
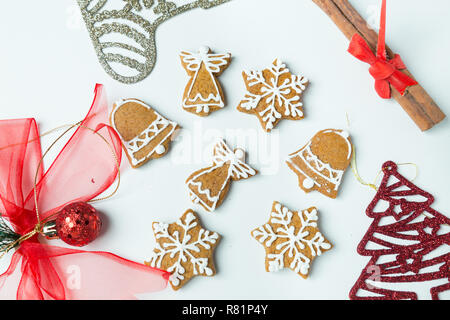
<box><xmin>146</xmin><ymin>209</ymin><xmax>220</xmax><ymax>290</ymax></box>
<box><xmin>237</xmin><ymin>59</ymin><xmax>308</xmax><ymax>132</ymax></box>
<box><xmin>252</xmin><ymin>201</ymin><xmax>332</xmax><ymax>279</ymax></box>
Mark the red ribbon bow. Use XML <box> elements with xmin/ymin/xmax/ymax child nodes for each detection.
<box><xmin>0</xmin><ymin>84</ymin><xmax>169</xmax><ymax>299</ymax></box>
<box><xmin>348</xmin><ymin>0</ymin><xmax>418</xmax><ymax>99</ymax></box>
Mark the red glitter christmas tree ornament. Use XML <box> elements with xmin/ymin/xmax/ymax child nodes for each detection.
<box><xmin>350</xmin><ymin>161</ymin><xmax>450</xmax><ymax>300</ymax></box>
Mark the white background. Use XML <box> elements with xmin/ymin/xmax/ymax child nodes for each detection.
<box><xmin>0</xmin><ymin>0</ymin><xmax>449</xmax><ymax>300</ymax></box>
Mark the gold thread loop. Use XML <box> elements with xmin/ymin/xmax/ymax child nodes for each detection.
<box><xmin>351</xmin><ymin>149</ymin><xmax>379</xmax><ymax>191</ymax></box>
<box><xmin>343</xmin><ymin>115</ymin><xmax>445</xmax><ymax>225</ymax></box>
<box><xmin>395</xmin><ymin>162</ymin><xmax>418</xmax><ymax>182</ymax></box>
<box><xmin>351</xmin><ymin>148</ymin><xmax>419</xmax><ymax>192</ymax></box>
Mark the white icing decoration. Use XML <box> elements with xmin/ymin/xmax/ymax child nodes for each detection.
<box><xmin>181</xmin><ymin>48</ymin><xmax>231</xmax><ymax>114</ymax></box>
<box><xmin>111</xmin><ymin>99</ymin><xmax>178</xmax><ymax>167</ymax></box>
<box><xmin>198</xmin><ymin>46</ymin><xmax>210</xmax><ymax>54</ymax></box>
<box><xmin>241</xmin><ymin>59</ymin><xmax>308</xmax><ymax>130</ymax></box>
<box><xmin>303</xmin><ymin>178</ymin><xmax>315</xmax><ymax>190</ymax></box>
<box><xmin>286</xmin><ymin>158</ymin><xmax>322</xmax><ymax>188</ymax></box>
<box><xmin>253</xmin><ymin>203</ymin><xmax>331</xmax><ymax>275</ymax></box>
<box><xmin>234</xmin><ymin>148</ymin><xmax>245</xmax><ymax>162</ymax></box>
<box><xmin>186</xmin><ymin>139</ymin><xmax>256</xmax><ymax>212</ymax></box>
<box><xmin>149</xmin><ymin>212</ymin><xmax>219</xmax><ymax>288</ymax></box>
<box><xmin>287</xmin><ymin>141</ymin><xmax>344</xmax><ymax>191</ymax></box>
<box><xmin>155</xmin><ymin>145</ymin><xmax>166</xmax><ymax>155</ymax></box>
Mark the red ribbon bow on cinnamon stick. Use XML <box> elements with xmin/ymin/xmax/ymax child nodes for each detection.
<box><xmin>0</xmin><ymin>84</ymin><xmax>169</xmax><ymax>299</ymax></box>
<box><xmin>348</xmin><ymin>0</ymin><xmax>418</xmax><ymax>99</ymax></box>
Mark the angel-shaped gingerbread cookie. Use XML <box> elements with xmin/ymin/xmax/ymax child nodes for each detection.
<box><xmin>186</xmin><ymin>139</ymin><xmax>257</xmax><ymax>212</ymax></box>
<box><xmin>180</xmin><ymin>46</ymin><xmax>231</xmax><ymax>117</ymax></box>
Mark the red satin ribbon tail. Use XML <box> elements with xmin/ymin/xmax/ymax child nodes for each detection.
<box><xmin>375</xmin><ymin>80</ymin><xmax>391</xmax><ymax>99</ymax></box>
<box><xmin>377</xmin><ymin>0</ymin><xmax>388</xmax><ymax>59</ymax></box>
<box><xmin>348</xmin><ymin>34</ymin><xmax>376</xmax><ymax>64</ymax></box>
<box><xmin>390</xmin><ymin>70</ymin><xmax>418</xmax><ymax>95</ymax></box>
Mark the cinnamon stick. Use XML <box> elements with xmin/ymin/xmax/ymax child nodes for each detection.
<box><xmin>312</xmin><ymin>0</ymin><xmax>446</xmax><ymax>131</ymax></box>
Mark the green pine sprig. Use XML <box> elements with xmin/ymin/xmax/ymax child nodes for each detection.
<box><xmin>0</xmin><ymin>215</ymin><xmax>20</xmax><ymax>253</ymax></box>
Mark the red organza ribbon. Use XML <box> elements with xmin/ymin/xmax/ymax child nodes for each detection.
<box><xmin>0</xmin><ymin>84</ymin><xmax>169</xmax><ymax>299</ymax></box>
<box><xmin>348</xmin><ymin>0</ymin><xmax>418</xmax><ymax>99</ymax></box>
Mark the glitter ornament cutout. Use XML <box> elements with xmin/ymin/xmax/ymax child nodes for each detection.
<box><xmin>77</xmin><ymin>0</ymin><xmax>231</xmax><ymax>84</ymax></box>
<box><xmin>350</xmin><ymin>161</ymin><xmax>450</xmax><ymax>300</ymax></box>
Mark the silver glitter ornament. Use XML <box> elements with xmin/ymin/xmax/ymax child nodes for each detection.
<box><xmin>77</xmin><ymin>0</ymin><xmax>231</xmax><ymax>84</ymax></box>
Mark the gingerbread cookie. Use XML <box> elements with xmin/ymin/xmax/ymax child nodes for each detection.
<box><xmin>252</xmin><ymin>201</ymin><xmax>332</xmax><ymax>279</ymax></box>
<box><xmin>186</xmin><ymin>139</ymin><xmax>257</xmax><ymax>212</ymax></box>
<box><xmin>110</xmin><ymin>98</ymin><xmax>180</xmax><ymax>168</ymax></box>
<box><xmin>237</xmin><ymin>59</ymin><xmax>309</xmax><ymax>132</ymax></box>
<box><xmin>180</xmin><ymin>46</ymin><xmax>231</xmax><ymax>116</ymax></box>
<box><xmin>146</xmin><ymin>209</ymin><xmax>220</xmax><ymax>290</ymax></box>
<box><xmin>286</xmin><ymin>129</ymin><xmax>352</xmax><ymax>199</ymax></box>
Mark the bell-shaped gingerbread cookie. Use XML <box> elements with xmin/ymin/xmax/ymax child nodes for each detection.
<box><xmin>110</xmin><ymin>99</ymin><xmax>180</xmax><ymax>168</ymax></box>
<box><xmin>286</xmin><ymin>129</ymin><xmax>352</xmax><ymax>199</ymax></box>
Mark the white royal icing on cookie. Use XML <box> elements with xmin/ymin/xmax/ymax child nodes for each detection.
<box><xmin>181</xmin><ymin>48</ymin><xmax>231</xmax><ymax>114</ymax></box>
<box><xmin>186</xmin><ymin>139</ymin><xmax>256</xmax><ymax>212</ymax></box>
<box><xmin>234</xmin><ymin>148</ymin><xmax>245</xmax><ymax>162</ymax></box>
<box><xmin>287</xmin><ymin>129</ymin><xmax>352</xmax><ymax>191</ymax></box>
<box><xmin>155</xmin><ymin>145</ymin><xmax>166</xmax><ymax>155</ymax></box>
<box><xmin>149</xmin><ymin>211</ymin><xmax>219</xmax><ymax>288</ymax></box>
<box><xmin>198</xmin><ymin>46</ymin><xmax>210</xmax><ymax>55</ymax></box>
<box><xmin>240</xmin><ymin>59</ymin><xmax>308</xmax><ymax>131</ymax></box>
<box><xmin>302</xmin><ymin>178</ymin><xmax>315</xmax><ymax>190</ymax></box>
<box><xmin>288</xmin><ymin>141</ymin><xmax>343</xmax><ymax>191</ymax></box>
<box><xmin>252</xmin><ymin>203</ymin><xmax>331</xmax><ymax>275</ymax></box>
<box><xmin>111</xmin><ymin>99</ymin><xmax>178</xmax><ymax>167</ymax></box>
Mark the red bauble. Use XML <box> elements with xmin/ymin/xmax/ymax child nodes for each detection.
<box><xmin>55</xmin><ymin>202</ymin><xmax>102</xmax><ymax>247</ymax></box>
